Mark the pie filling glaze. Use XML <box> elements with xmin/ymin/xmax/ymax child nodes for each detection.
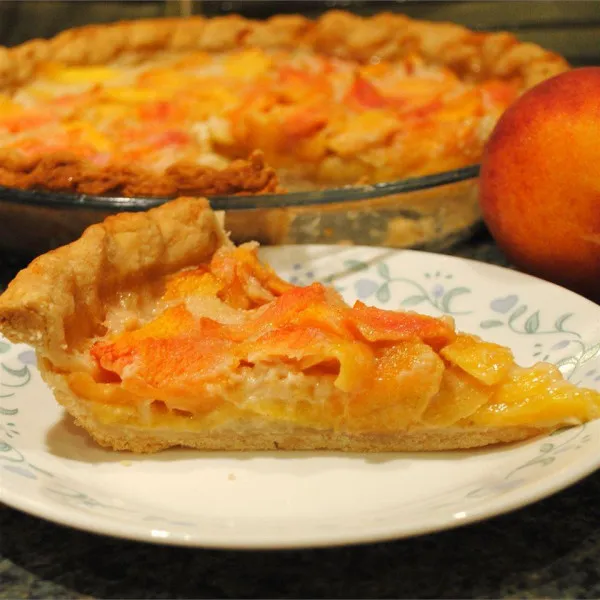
<box><xmin>0</xmin><ymin>11</ymin><xmax>569</xmax><ymax>195</ymax></box>
<box><xmin>0</xmin><ymin>198</ymin><xmax>597</xmax><ymax>453</ymax></box>
<box><xmin>84</xmin><ymin>244</ymin><xmax>599</xmax><ymax>434</ymax></box>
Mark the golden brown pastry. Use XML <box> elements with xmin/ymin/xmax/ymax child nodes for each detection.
<box><xmin>0</xmin><ymin>197</ymin><xmax>597</xmax><ymax>453</ymax></box>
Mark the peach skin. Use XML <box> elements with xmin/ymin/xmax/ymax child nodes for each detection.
<box><xmin>479</xmin><ymin>67</ymin><xmax>600</xmax><ymax>302</ymax></box>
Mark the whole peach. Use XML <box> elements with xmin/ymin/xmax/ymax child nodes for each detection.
<box><xmin>479</xmin><ymin>67</ymin><xmax>600</xmax><ymax>302</ymax></box>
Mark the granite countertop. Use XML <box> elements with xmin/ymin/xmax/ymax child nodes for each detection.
<box><xmin>1</xmin><ymin>235</ymin><xmax>599</xmax><ymax>599</ymax></box>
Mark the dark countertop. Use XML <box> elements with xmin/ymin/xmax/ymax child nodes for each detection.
<box><xmin>1</xmin><ymin>234</ymin><xmax>599</xmax><ymax>599</ymax></box>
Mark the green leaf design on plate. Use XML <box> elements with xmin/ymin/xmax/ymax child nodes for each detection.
<box><xmin>0</xmin><ymin>407</ymin><xmax>18</xmax><ymax>416</ymax></box>
<box><xmin>509</xmin><ymin>305</ymin><xmax>528</xmax><ymax>324</ymax></box>
<box><xmin>2</xmin><ymin>364</ymin><xmax>29</xmax><ymax>378</ymax></box>
<box><xmin>440</xmin><ymin>287</ymin><xmax>470</xmax><ymax>314</ymax></box>
<box><xmin>376</xmin><ymin>283</ymin><xmax>391</xmax><ymax>303</ymax></box>
<box><xmin>524</xmin><ymin>311</ymin><xmax>540</xmax><ymax>334</ymax></box>
<box><xmin>0</xmin><ymin>440</ymin><xmax>26</xmax><ymax>463</ymax></box>
<box><xmin>499</xmin><ymin>305</ymin><xmax>581</xmax><ymax>338</ymax></box>
<box><xmin>480</xmin><ymin>320</ymin><xmax>504</xmax><ymax>329</ymax></box>
<box><xmin>506</xmin><ymin>425</ymin><xmax>587</xmax><ymax>479</ymax></box>
<box><xmin>554</xmin><ymin>313</ymin><xmax>573</xmax><ymax>331</ymax></box>
<box><xmin>368</xmin><ymin>272</ymin><xmax>473</xmax><ymax>315</ymax></box>
<box><xmin>554</xmin><ymin>340</ymin><xmax>600</xmax><ymax>380</ymax></box>
<box><xmin>376</xmin><ymin>262</ymin><xmax>390</xmax><ymax>280</ymax></box>
<box><xmin>0</xmin><ymin>341</ymin><xmax>10</xmax><ymax>354</ymax></box>
<box><xmin>580</xmin><ymin>343</ymin><xmax>600</xmax><ymax>363</ymax></box>
<box><xmin>28</xmin><ymin>463</ymin><xmax>56</xmax><ymax>478</ymax></box>
<box><xmin>401</xmin><ymin>295</ymin><xmax>426</xmax><ymax>307</ymax></box>
<box><xmin>0</xmin><ymin>363</ymin><xmax>31</xmax><ymax>389</ymax></box>
<box><xmin>343</xmin><ymin>259</ymin><xmax>368</xmax><ymax>273</ymax></box>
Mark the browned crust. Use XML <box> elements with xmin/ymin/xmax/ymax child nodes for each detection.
<box><xmin>0</xmin><ymin>149</ymin><xmax>281</xmax><ymax>197</ymax></box>
<box><xmin>0</xmin><ymin>196</ymin><xmax>231</xmax><ymax>365</ymax></box>
<box><xmin>0</xmin><ymin>11</ymin><xmax>569</xmax><ymax>197</ymax></box>
<box><xmin>0</xmin><ymin>11</ymin><xmax>568</xmax><ymax>89</ymax></box>
<box><xmin>86</xmin><ymin>426</ymin><xmax>544</xmax><ymax>454</ymax></box>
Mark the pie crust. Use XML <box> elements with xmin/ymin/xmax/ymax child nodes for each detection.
<box><xmin>0</xmin><ymin>197</ymin><xmax>597</xmax><ymax>453</ymax></box>
<box><xmin>0</xmin><ymin>10</ymin><xmax>569</xmax><ymax>196</ymax></box>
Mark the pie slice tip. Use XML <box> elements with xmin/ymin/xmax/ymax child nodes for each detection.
<box><xmin>0</xmin><ymin>196</ymin><xmax>598</xmax><ymax>453</ymax></box>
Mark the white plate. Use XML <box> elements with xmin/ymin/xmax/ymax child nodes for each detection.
<box><xmin>1</xmin><ymin>246</ymin><xmax>599</xmax><ymax>549</ymax></box>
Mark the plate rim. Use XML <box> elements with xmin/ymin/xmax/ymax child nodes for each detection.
<box><xmin>1</xmin><ymin>442</ymin><xmax>599</xmax><ymax>550</ymax></box>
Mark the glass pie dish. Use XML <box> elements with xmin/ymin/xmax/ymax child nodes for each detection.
<box><xmin>0</xmin><ymin>164</ymin><xmax>480</xmax><ymax>257</ymax></box>
<box><xmin>0</xmin><ymin>5</ymin><xmax>570</xmax><ymax>258</ymax></box>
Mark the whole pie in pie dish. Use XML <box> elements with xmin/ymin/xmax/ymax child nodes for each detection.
<box><xmin>0</xmin><ymin>197</ymin><xmax>597</xmax><ymax>453</ymax></box>
<box><xmin>0</xmin><ymin>10</ymin><xmax>569</xmax><ymax>195</ymax></box>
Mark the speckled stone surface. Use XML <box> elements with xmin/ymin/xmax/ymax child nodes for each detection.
<box><xmin>1</xmin><ymin>234</ymin><xmax>599</xmax><ymax>599</ymax></box>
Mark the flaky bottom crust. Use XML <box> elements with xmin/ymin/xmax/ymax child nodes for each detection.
<box><xmin>43</xmin><ymin>366</ymin><xmax>546</xmax><ymax>454</ymax></box>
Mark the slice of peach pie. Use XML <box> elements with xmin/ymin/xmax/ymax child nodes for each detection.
<box><xmin>0</xmin><ymin>197</ymin><xmax>598</xmax><ymax>452</ymax></box>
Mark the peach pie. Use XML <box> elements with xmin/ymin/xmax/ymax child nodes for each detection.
<box><xmin>0</xmin><ymin>11</ymin><xmax>568</xmax><ymax>195</ymax></box>
<box><xmin>0</xmin><ymin>197</ymin><xmax>597</xmax><ymax>453</ymax></box>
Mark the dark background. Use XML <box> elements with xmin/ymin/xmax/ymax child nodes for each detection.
<box><xmin>1</xmin><ymin>1</ymin><xmax>599</xmax><ymax>66</ymax></box>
